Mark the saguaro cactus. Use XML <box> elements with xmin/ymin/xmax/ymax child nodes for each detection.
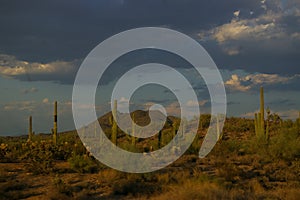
<box><xmin>94</xmin><ymin>121</ymin><xmax>97</xmax><ymax>138</ymax></box>
<box><xmin>158</xmin><ymin>130</ymin><xmax>162</xmax><ymax>149</ymax></box>
<box><xmin>110</xmin><ymin>100</ymin><xmax>118</xmax><ymax>146</ymax></box>
<box><xmin>172</xmin><ymin>121</ymin><xmax>178</xmax><ymax>139</ymax></box>
<box><xmin>260</xmin><ymin>87</ymin><xmax>265</xmax><ymax>134</ymax></box>
<box><xmin>131</xmin><ymin>113</ymin><xmax>136</xmax><ymax>146</ymax></box>
<box><xmin>216</xmin><ymin>114</ymin><xmax>223</xmax><ymax>141</ymax></box>
<box><xmin>28</xmin><ymin>116</ymin><xmax>33</xmax><ymax>141</ymax></box>
<box><xmin>254</xmin><ymin>87</ymin><xmax>269</xmax><ymax>141</ymax></box>
<box><xmin>53</xmin><ymin>101</ymin><xmax>58</xmax><ymax>145</ymax></box>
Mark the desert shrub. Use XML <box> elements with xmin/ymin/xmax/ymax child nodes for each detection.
<box><xmin>246</xmin><ymin>135</ymin><xmax>270</xmax><ymax>157</ymax></box>
<box><xmin>282</xmin><ymin>119</ymin><xmax>294</xmax><ymax>128</ymax></box>
<box><xmin>71</xmin><ymin>142</ymin><xmax>87</xmax><ymax>156</ymax></box>
<box><xmin>52</xmin><ymin>175</ymin><xmax>73</xmax><ymax>197</ymax></box>
<box><xmin>151</xmin><ymin>180</ymin><xmax>229</xmax><ymax>200</ymax></box>
<box><xmin>216</xmin><ymin>162</ymin><xmax>243</xmax><ymax>183</ymax></box>
<box><xmin>119</xmin><ymin>142</ymin><xmax>140</xmax><ymax>153</ymax></box>
<box><xmin>52</xmin><ymin>142</ymin><xmax>72</xmax><ymax>160</ymax></box>
<box><xmin>199</xmin><ymin>114</ymin><xmax>211</xmax><ymax>129</ymax></box>
<box><xmin>21</xmin><ymin>141</ymin><xmax>55</xmax><ymax>174</ymax></box>
<box><xmin>68</xmin><ymin>154</ymin><xmax>99</xmax><ymax>173</ymax></box>
<box><xmin>186</xmin><ymin>133</ymin><xmax>201</xmax><ymax>154</ymax></box>
<box><xmin>223</xmin><ymin>117</ymin><xmax>254</xmax><ymax>133</ymax></box>
<box><xmin>113</xmin><ymin>179</ymin><xmax>160</xmax><ymax>196</ymax></box>
<box><xmin>269</xmin><ymin>127</ymin><xmax>300</xmax><ymax>161</ymax></box>
<box><xmin>212</xmin><ymin>139</ymin><xmax>243</xmax><ymax>157</ymax></box>
<box><xmin>0</xmin><ymin>143</ymin><xmax>9</xmax><ymax>162</ymax></box>
<box><xmin>0</xmin><ymin>142</ymin><xmax>23</xmax><ymax>162</ymax></box>
<box><xmin>98</xmin><ymin>169</ymin><xmax>123</xmax><ymax>183</ymax></box>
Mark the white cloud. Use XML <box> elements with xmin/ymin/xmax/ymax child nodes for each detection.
<box><xmin>198</xmin><ymin>13</ymin><xmax>284</xmax><ymax>55</ymax></box>
<box><xmin>277</xmin><ymin>109</ymin><xmax>300</xmax><ymax>119</ymax></box>
<box><xmin>223</xmin><ymin>46</ymin><xmax>240</xmax><ymax>56</ymax></box>
<box><xmin>244</xmin><ymin>73</ymin><xmax>294</xmax><ymax>84</ymax></box>
<box><xmin>241</xmin><ymin>110</ymin><xmax>259</xmax><ymax>118</ymax></box>
<box><xmin>3</xmin><ymin>101</ymin><xmax>35</xmax><ymax>112</ymax></box>
<box><xmin>21</xmin><ymin>87</ymin><xmax>38</xmax><ymax>94</ymax></box>
<box><xmin>225</xmin><ymin>73</ymin><xmax>300</xmax><ymax>92</ymax></box>
<box><xmin>186</xmin><ymin>100</ymin><xmax>208</xmax><ymax>107</ymax></box>
<box><xmin>0</xmin><ymin>54</ymin><xmax>77</xmax><ymax>77</ymax></box>
<box><xmin>233</xmin><ymin>10</ymin><xmax>240</xmax><ymax>18</ymax></box>
<box><xmin>225</xmin><ymin>74</ymin><xmax>251</xmax><ymax>92</ymax></box>
<box><xmin>205</xmin><ymin>18</ymin><xmax>279</xmax><ymax>44</ymax></box>
<box><xmin>42</xmin><ymin>98</ymin><xmax>49</xmax><ymax>104</ymax></box>
<box><xmin>165</xmin><ymin>102</ymin><xmax>181</xmax><ymax>117</ymax></box>
<box><xmin>242</xmin><ymin>109</ymin><xmax>299</xmax><ymax>120</ymax></box>
<box><xmin>119</xmin><ymin>97</ymin><xmax>129</xmax><ymax>103</ymax></box>
<box><xmin>199</xmin><ymin>4</ymin><xmax>300</xmax><ymax>55</ymax></box>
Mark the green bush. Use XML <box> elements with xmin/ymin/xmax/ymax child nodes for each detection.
<box><xmin>21</xmin><ymin>141</ymin><xmax>55</xmax><ymax>174</ymax></box>
<box><xmin>68</xmin><ymin>155</ymin><xmax>99</xmax><ymax>173</ymax></box>
<box><xmin>52</xmin><ymin>175</ymin><xmax>73</xmax><ymax>197</ymax></box>
<box><xmin>269</xmin><ymin>127</ymin><xmax>300</xmax><ymax>161</ymax></box>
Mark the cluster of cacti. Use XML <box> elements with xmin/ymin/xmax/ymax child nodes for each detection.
<box><xmin>254</xmin><ymin>87</ymin><xmax>269</xmax><ymax>141</ymax></box>
<box><xmin>109</xmin><ymin>100</ymin><xmax>118</xmax><ymax>146</ymax></box>
<box><xmin>28</xmin><ymin>102</ymin><xmax>58</xmax><ymax>143</ymax></box>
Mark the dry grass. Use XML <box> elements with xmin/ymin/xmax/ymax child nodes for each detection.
<box><xmin>151</xmin><ymin>180</ymin><xmax>229</xmax><ymax>200</ymax></box>
<box><xmin>0</xmin><ymin>115</ymin><xmax>300</xmax><ymax>199</ymax></box>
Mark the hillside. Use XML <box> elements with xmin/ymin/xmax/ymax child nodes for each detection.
<box><xmin>1</xmin><ymin>111</ymin><xmax>300</xmax><ymax>199</ymax></box>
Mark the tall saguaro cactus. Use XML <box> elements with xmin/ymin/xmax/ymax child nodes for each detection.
<box><xmin>131</xmin><ymin>113</ymin><xmax>136</xmax><ymax>146</ymax></box>
<box><xmin>158</xmin><ymin>130</ymin><xmax>162</xmax><ymax>149</ymax></box>
<box><xmin>172</xmin><ymin>121</ymin><xmax>178</xmax><ymax>139</ymax></box>
<box><xmin>254</xmin><ymin>87</ymin><xmax>269</xmax><ymax>141</ymax></box>
<box><xmin>28</xmin><ymin>116</ymin><xmax>33</xmax><ymax>141</ymax></box>
<box><xmin>216</xmin><ymin>114</ymin><xmax>223</xmax><ymax>141</ymax></box>
<box><xmin>260</xmin><ymin>87</ymin><xmax>265</xmax><ymax>134</ymax></box>
<box><xmin>52</xmin><ymin>101</ymin><xmax>58</xmax><ymax>145</ymax></box>
<box><xmin>110</xmin><ymin>100</ymin><xmax>118</xmax><ymax>146</ymax></box>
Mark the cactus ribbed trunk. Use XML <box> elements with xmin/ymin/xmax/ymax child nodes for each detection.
<box><xmin>254</xmin><ymin>113</ymin><xmax>258</xmax><ymax>137</ymax></box>
<box><xmin>131</xmin><ymin>113</ymin><xmax>136</xmax><ymax>146</ymax></box>
<box><xmin>94</xmin><ymin>121</ymin><xmax>97</xmax><ymax>138</ymax></box>
<box><xmin>28</xmin><ymin>116</ymin><xmax>33</xmax><ymax>141</ymax></box>
<box><xmin>53</xmin><ymin>101</ymin><xmax>58</xmax><ymax>145</ymax></box>
<box><xmin>158</xmin><ymin>130</ymin><xmax>162</xmax><ymax>149</ymax></box>
<box><xmin>258</xmin><ymin>113</ymin><xmax>262</xmax><ymax>136</ymax></box>
<box><xmin>181</xmin><ymin>119</ymin><xmax>186</xmax><ymax>137</ymax></box>
<box><xmin>172</xmin><ymin>121</ymin><xmax>178</xmax><ymax>139</ymax></box>
<box><xmin>216</xmin><ymin>114</ymin><xmax>223</xmax><ymax>140</ymax></box>
<box><xmin>254</xmin><ymin>87</ymin><xmax>269</xmax><ymax>141</ymax></box>
<box><xmin>260</xmin><ymin>87</ymin><xmax>265</xmax><ymax>135</ymax></box>
<box><xmin>111</xmin><ymin>100</ymin><xmax>118</xmax><ymax>146</ymax></box>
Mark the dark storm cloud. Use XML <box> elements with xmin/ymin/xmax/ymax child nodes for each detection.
<box><xmin>199</xmin><ymin>0</ymin><xmax>300</xmax><ymax>75</ymax></box>
<box><xmin>0</xmin><ymin>0</ymin><xmax>261</xmax><ymax>62</ymax></box>
<box><xmin>0</xmin><ymin>0</ymin><xmax>299</xmax><ymax>84</ymax></box>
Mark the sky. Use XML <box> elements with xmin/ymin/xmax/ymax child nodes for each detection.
<box><xmin>0</xmin><ymin>0</ymin><xmax>300</xmax><ymax>136</ymax></box>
